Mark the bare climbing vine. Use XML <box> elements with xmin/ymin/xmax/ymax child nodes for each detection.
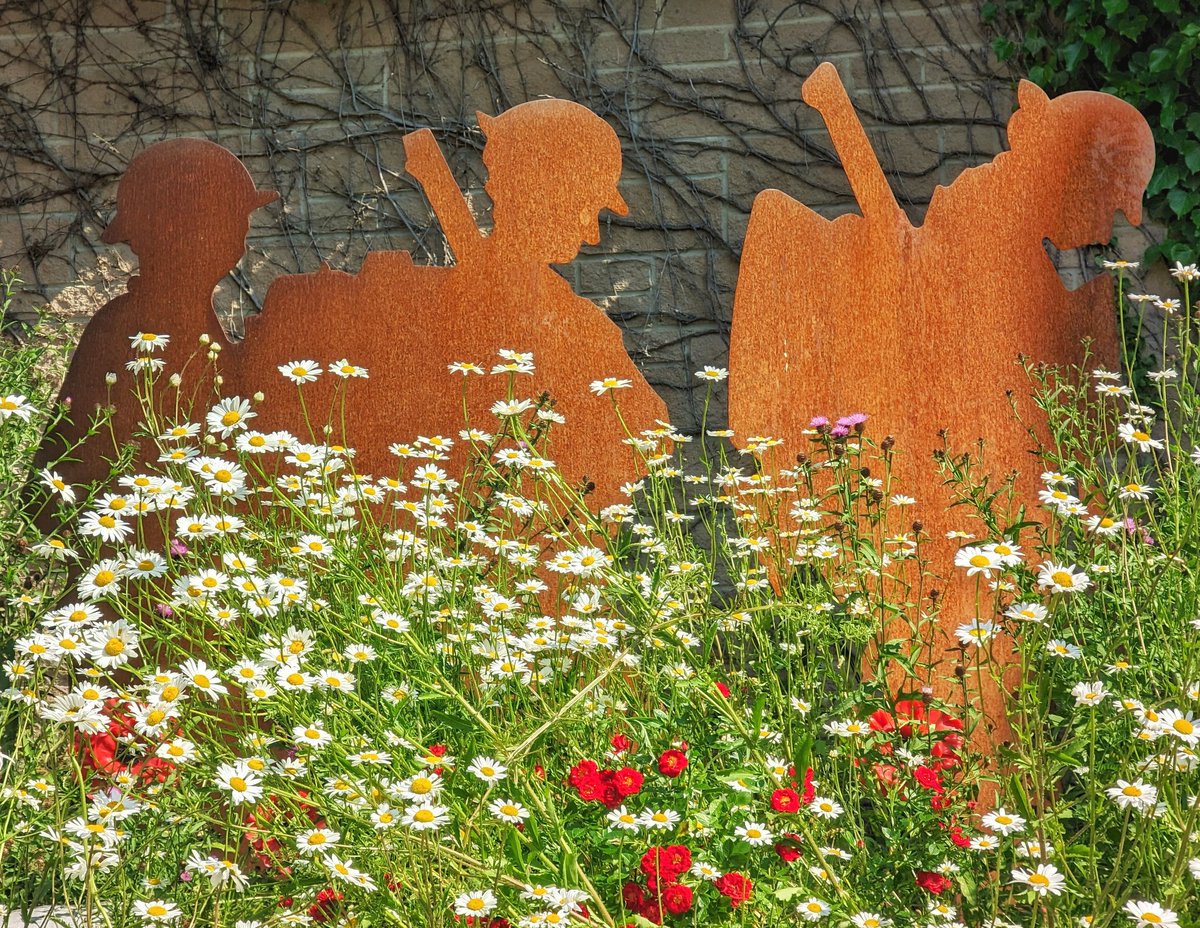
<box><xmin>0</xmin><ymin>0</ymin><xmax>1016</xmax><ymax>428</ymax></box>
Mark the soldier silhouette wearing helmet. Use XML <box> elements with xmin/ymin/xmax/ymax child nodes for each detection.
<box><xmin>728</xmin><ymin>63</ymin><xmax>1154</xmax><ymax>754</ymax></box>
<box><xmin>39</xmin><ymin>139</ymin><xmax>277</xmax><ymax>497</ymax></box>
<box><xmin>248</xmin><ymin>99</ymin><xmax>666</xmax><ymax>508</ymax></box>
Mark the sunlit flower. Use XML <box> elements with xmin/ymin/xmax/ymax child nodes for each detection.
<box><xmin>215</xmin><ymin>762</ymin><xmax>263</xmax><ymax>805</ymax></box>
<box><xmin>1072</xmin><ymin>681</ymin><xmax>1107</xmax><ymax>706</ymax></box>
<box><xmin>981</xmin><ymin>808</ymin><xmax>1025</xmax><ymax>835</ymax></box>
<box><xmin>1011</xmin><ymin>863</ymin><xmax>1065</xmax><ymax>896</ymax></box>
<box><xmin>132</xmin><ymin>900</ymin><xmax>181</xmax><ymax>922</ymax></box>
<box><xmin>454</xmin><ymin>890</ymin><xmax>498</xmax><ymax>918</ymax></box>
<box><xmin>1123</xmin><ymin>901</ymin><xmax>1179</xmax><ymax>928</ymax></box>
<box><xmin>1118</xmin><ymin>422</ymin><xmax>1163</xmax><ymax>452</ymax></box>
<box><xmin>1106</xmin><ymin>778</ymin><xmax>1157</xmax><ymax>811</ymax></box>
<box><xmin>205</xmin><ymin>396</ymin><xmax>256</xmax><ymax>438</ymax></box>
<box><xmin>1038</xmin><ymin>562</ymin><xmax>1090</xmax><ymax>594</ymax></box>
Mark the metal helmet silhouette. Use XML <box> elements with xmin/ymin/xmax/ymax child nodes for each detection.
<box><xmin>102</xmin><ymin>138</ymin><xmax>278</xmax><ymax>247</ymax></box>
<box><xmin>478</xmin><ymin>99</ymin><xmax>629</xmax><ymax>218</ymax></box>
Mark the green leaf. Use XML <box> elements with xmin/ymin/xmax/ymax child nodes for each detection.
<box><xmin>1062</xmin><ymin>40</ymin><xmax>1089</xmax><ymax>70</ymax></box>
<box><xmin>1102</xmin><ymin>0</ymin><xmax>1128</xmax><ymax>14</ymax></box>
<box><xmin>1184</xmin><ymin>142</ymin><xmax>1200</xmax><ymax>173</ymax></box>
<box><xmin>1167</xmin><ymin>187</ymin><xmax>1197</xmax><ymax>218</ymax></box>
<box><xmin>1147</xmin><ymin>46</ymin><xmax>1174</xmax><ymax>72</ymax></box>
<box><xmin>1153</xmin><ymin>0</ymin><xmax>1180</xmax><ymax>11</ymax></box>
<box><xmin>1096</xmin><ymin>34</ymin><xmax>1121</xmax><ymax>69</ymax></box>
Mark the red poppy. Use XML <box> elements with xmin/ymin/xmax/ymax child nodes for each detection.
<box><xmin>868</xmin><ymin>708</ymin><xmax>895</xmax><ymax>732</ymax></box>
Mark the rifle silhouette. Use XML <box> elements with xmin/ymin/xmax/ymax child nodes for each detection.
<box><xmin>801</xmin><ymin>62</ymin><xmax>908</xmax><ymax>230</ymax></box>
<box><xmin>403</xmin><ymin>127</ymin><xmax>486</xmax><ymax>266</ymax></box>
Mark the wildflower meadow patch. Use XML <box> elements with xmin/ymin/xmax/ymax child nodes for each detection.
<box><xmin>1</xmin><ymin>256</ymin><xmax>1199</xmax><ymax>928</ymax></box>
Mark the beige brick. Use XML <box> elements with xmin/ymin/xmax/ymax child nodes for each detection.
<box><xmin>221</xmin><ymin>1</ymin><xmax>396</xmax><ymax>55</ymax></box>
<box><xmin>642</xmin><ymin>26</ymin><xmax>730</xmax><ymax>67</ymax></box>
<box><xmin>576</xmin><ymin>255</ymin><xmax>653</xmax><ymax>296</ymax></box>
<box><xmin>642</xmin><ymin>0</ymin><xmax>753</xmax><ymax>30</ymax></box>
<box><xmin>87</xmin><ymin>1</ymin><xmax>169</xmax><ymax>30</ymax></box>
<box><xmin>880</xmin><ymin>4</ymin><xmax>990</xmax><ymax>51</ymax></box>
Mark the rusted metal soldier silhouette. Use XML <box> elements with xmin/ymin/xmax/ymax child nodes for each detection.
<box><xmin>41</xmin><ymin>102</ymin><xmax>665</xmax><ymax>516</ymax></box>
<box><xmin>729</xmin><ymin>64</ymin><xmax>1154</xmax><ymax>741</ymax></box>
<box><xmin>249</xmin><ymin>99</ymin><xmax>666</xmax><ymax>507</ymax></box>
<box><xmin>38</xmin><ymin>139</ymin><xmax>277</xmax><ymax>494</ymax></box>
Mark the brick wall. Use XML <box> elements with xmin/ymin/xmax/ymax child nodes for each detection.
<box><xmin>0</xmin><ymin>0</ymin><xmax>1165</xmax><ymax>430</ymax></box>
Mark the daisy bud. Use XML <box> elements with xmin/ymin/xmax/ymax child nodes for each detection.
<box><xmin>168</xmin><ymin>374</ymin><xmax>182</xmax><ymax>387</ymax></box>
<box><xmin>199</xmin><ymin>333</ymin><xmax>210</xmax><ymax>344</ymax></box>
<box><xmin>105</xmin><ymin>372</ymin><xmax>117</xmax><ymax>385</ymax></box>
<box><xmin>254</xmin><ymin>391</ymin><xmax>264</xmax><ymax>402</ymax></box>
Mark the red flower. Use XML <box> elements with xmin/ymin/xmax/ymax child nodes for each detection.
<box><xmin>641</xmin><ymin>845</ymin><xmax>690</xmax><ymax>884</ymax></box>
<box><xmin>770</xmin><ymin>787</ymin><xmax>801</xmax><ymax>813</ymax></box>
<box><xmin>569</xmin><ymin>760</ymin><xmax>599</xmax><ymax>789</ymax></box>
<box><xmin>868</xmin><ymin>708</ymin><xmax>895</xmax><ymax>732</ymax></box>
<box><xmin>662</xmin><ymin>883</ymin><xmax>693</xmax><ymax>915</ymax></box>
<box><xmin>662</xmin><ymin>844</ymin><xmax>691</xmax><ymax>878</ymax></box>
<box><xmin>948</xmin><ymin>825</ymin><xmax>971</xmax><ymax>848</ymax></box>
<box><xmin>800</xmin><ymin>767</ymin><xmax>816</xmax><ymax>805</ymax></box>
<box><xmin>915</xmin><ymin>871</ymin><xmax>952</xmax><ymax>895</ymax></box>
<box><xmin>714</xmin><ymin>871</ymin><xmax>752</xmax><ymax>908</ymax></box>
<box><xmin>894</xmin><ymin>700</ymin><xmax>963</xmax><ymax>736</ymax></box>
<box><xmin>930</xmin><ymin>793</ymin><xmax>953</xmax><ymax>812</ymax></box>
<box><xmin>774</xmin><ymin>834</ymin><xmax>803</xmax><ymax>862</ymax></box>
<box><xmin>611</xmin><ymin>733</ymin><xmax>633</xmax><ymax>754</ymax></box>
<box><xmin>930</xmin><ymin>741</ymin><xmax>960</xmax><ymax>768</ymax></box>
<box><xmin>914</xmin><ymin>765</ymin><xmax>944</xmax><ymax>793</ymax></box>
<box><xmin>872</xmin><ymin>763</ymin><xmax>902</xmax><ymax>793</ymax></box>
<box><xmin>657</xmin><ymin>749</ymin><xmax>688</xmax><ymax>778</ymax></box>
<box><xmin>428</xmin><ymin>744</ymin><xmax>448</xmax><ymax>757</ymax></box>
<box><xmin>715</xmin><ymin>681</ymin><xmax>731</xmax><ymax>698</ymax></box>
<box><xmin>613</xmin><ymin>767</ymin><xmax>644</xmax><ymax>797</ymax></box>
<box><xmin>638</xmin><ymin>902</ymin><xmax>663</xmax><ymax>925</ymax></box>
<box><xmin>622</xmin><ymin>882</ymin><xmax>645</xmax><ymax>910</ymax></box>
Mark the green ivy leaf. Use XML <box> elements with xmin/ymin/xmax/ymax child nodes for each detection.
<box><xmin>1063</xmin><ymin>40</ymin><xmax>1089</xmax><ymax>70</ymax></box>
<box><xmin>1167</xmin><ymin>187</ymin><xmax>1198</xmax><ymax>218</ymax></box>
<box><xmin>1147</xmin><ymin>46</ymin><xmax>1174</xmax><ymax>72</ymax></box>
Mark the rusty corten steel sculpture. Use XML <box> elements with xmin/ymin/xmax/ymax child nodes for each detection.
<box><xmin>39</xmin><ymin>100</ymin><xmax>666</xmax><ymax>515</ymax></box>
<box><xmin>247</xmin><ymin>100</ymin><xmax>666</xmax><ymax>507</ymax></box>
<box><xmin>728</xmin><ymin>63</ymin><xmax>1155</xmax><ymax>740</ymax></box>
<box><xmin>38</xmin><ymin>139</ymin><xmax>277</xmax><ymax>498</ymax></box>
